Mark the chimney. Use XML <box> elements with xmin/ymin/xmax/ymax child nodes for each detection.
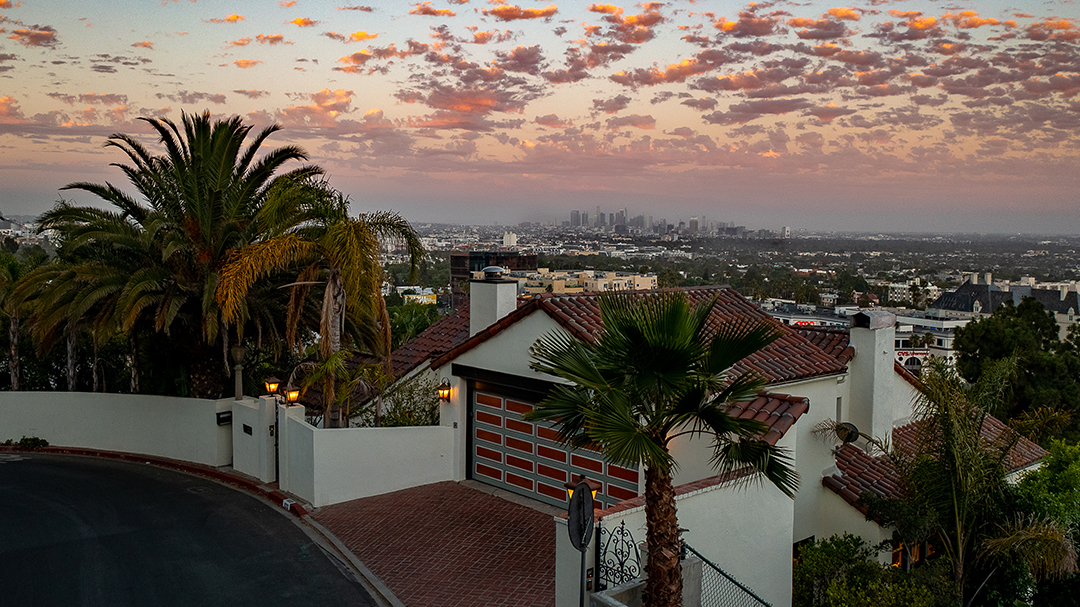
<box><xmin>848</xmin><ymin>310</ymin><xmax>897</xmax><ymax>442</ymax></box>
<box><xmin>984</xmin><ymin>272</ymin><xmax>992</xmax><ymax>286</ymax></box>
<box><xmin>470</xmin><ymin>266</ymin><xmax>518</xmax><ymax>337</ymax></box>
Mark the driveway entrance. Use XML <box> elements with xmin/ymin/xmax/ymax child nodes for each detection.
<box><xmin>313</xmin><ymin>480</ymin><xmax>557</xmax><ymax>607</ymax></box>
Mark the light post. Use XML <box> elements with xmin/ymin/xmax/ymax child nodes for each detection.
<box><xmin>566</xmin><ymin>474</ymin><xmax>601</xmax><ymax>607</ymax></box>
<box><xmin>230</xmin><ymin>344</ymin><xmax>246</xmax><ymax>400</ymax></box>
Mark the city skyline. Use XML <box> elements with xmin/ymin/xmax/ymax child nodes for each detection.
<box><xmin>0</xmin><ymin>0</ymin><xmax>1078</xmax><ymax>233</ymax></box>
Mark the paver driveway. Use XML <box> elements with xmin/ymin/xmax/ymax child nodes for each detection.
<box><xmin>314</xmin><ymin>481</ymin><xmax>557</xmax><ymax>607</ymax></box>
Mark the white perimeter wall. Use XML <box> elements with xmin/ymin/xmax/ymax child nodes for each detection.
<box><xmin>280</xmin><ymin>416</ymin><xmax>456</xmax><ymax>507</ymax></box>
<box><xmin>0</xmin><ymin>391</ymin><xmax>232</xmax><ymax>467</ymax></box>
<box><xmin>555</xmin><ymin>477</ymin><xmax>795</xmax><ymax>607</ymax></box>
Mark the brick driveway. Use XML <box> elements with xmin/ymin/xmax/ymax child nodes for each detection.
<box><xmin>313</xmin><ymin>481</ymin><xmax>557</xmax><ymax>607</ymax></box>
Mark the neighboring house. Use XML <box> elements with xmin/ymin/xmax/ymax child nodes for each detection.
<box><xmin>927</xmin><ymin>279</ymin><xmax>1080</xmax><ymax>339</ymax></box>
<box><xmin>798</xmin><ymin>324</ymin><xmax>1047</xmax><ymax>565</ymax></box>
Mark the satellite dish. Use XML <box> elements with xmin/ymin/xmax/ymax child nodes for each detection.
<box><xmin>836</xmin><ymin>422</ymin><xmax>859</xmax><ymax>444</ymax></box>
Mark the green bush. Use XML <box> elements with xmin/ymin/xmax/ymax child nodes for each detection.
<box><xmin>3</xmin><ymin>436</ymin><xmax>49</xmax><ymax>448</ymax></box>
<box><xmin>794</xmin><ymin>533</ymin><xmax>940</xmax><ymax>607</ymax></box>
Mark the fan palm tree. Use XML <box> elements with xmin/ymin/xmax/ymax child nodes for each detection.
<box><xmin>39</xmin><ymin>111</ymin><xmax>321</xmax><ymax>398</ymax></box>
<box><xmin>216</xmin><ymin>184</ymin><xmax>424</xmax><ymax>426</ymax></box>
<box><xmin>526</xmin><ymin>291</ymin><xmax>798</xmax><ymax>607</ymax></box>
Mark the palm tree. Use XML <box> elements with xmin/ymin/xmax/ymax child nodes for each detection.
<box><xmin>526</xmin><ymin>291</ymin><xmax>798</xmax><ymax>607</ymax></box>
<box><xmin>217</xmin><ymin>184</ymin><xmax>424</xmax><ymax>426</ymax></box>
<box><xmin>864</xmin><ymin>357</ymin><xmax>1077</xmax><ymax>606</ymax></box>
<box><xmin>40</xmin><ymin>111</ymin><xmax>321</xmax><ymax>398</ymax></box>
<box><xmin>0</xmin><ymin>252</ymin><xmax>34</xmax><ymax>390</ymax></box>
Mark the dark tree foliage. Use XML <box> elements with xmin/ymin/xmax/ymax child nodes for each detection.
<box><xmin>953</xmin><ymin>298</ymin><xmax>1080</xmax><ymax>434</ymax></box>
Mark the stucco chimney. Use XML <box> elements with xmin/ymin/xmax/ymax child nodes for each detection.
<box><xmin>470</xmin><ymin>266</ymin><xmax>518</xmax><ymax>337</ymax></box>
<box><xmin>848</xmin><ymin>310</ymin><xmax>897</xmax><ymax>442</ymax></box>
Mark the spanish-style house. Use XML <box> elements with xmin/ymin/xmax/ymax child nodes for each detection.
<box><xmin>377</xmin><ymin>270</ymin><xmax>1045</xmax><ymax>606</ymax></box>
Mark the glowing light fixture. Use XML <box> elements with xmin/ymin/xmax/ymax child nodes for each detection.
<box><xmin>285</xmin><ymin>384</ymin><xmax>300</xmax><ymax>404</ymax></box>
<box><xmin>264</xmin><ymin>376</ymin><xmax>281</xmax><ymax>395</ymax></box>
<box><xmin>438</xmin><ymin>378</ymin><xmax>451</xmax><ymax>402</ymax></box>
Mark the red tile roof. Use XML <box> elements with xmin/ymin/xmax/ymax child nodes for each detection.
<box><xmin>429</xmin><ymin>286</ymin><xmax>848</xmax><ymax>385</ymax></box>
<box><xmin>388</xmin><ymin>302</ymin><xmax>472</xmax><ymax>378</ymax></box>
<box><xmin>793</xmin><ymin>326</ymin><xmax>854</xmax><ymax>364</ymax></box>
<box><xmin>726</xmin><ymin>393</ymin><xmax>811</xmax><ymax>446</ymax></box>
<box><xmin>823</xmin><ymin>416</ymin><xmax>1047</xmax><ymax>516</ymax></box>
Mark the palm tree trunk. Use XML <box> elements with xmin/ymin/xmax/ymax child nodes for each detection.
<box><xmin>9</xmin><ymin>314</ymin><xmax>19</xmax><ymax>391</ymax></box>
<box><xmin>92</xmin><ymin>334</ymin><xmax>99</xmax><ymax>392</ymax></box>
<box><xmin>66</xmin><ymin>329</ymin><xmax>77</xmax><ymax>391</ymax></box>
<box><xmin>321</xmin><ymin>269</ymin><xmax>347</xmax><ymax>427</ymax></box>
<box><xmin>643</xmin><ymin>463</ymin><xmax>683</xmax><ymax>607</ymax></box>
<box><xmin>128</xmin><ymin>334</ymin><xmax>139</xmax><ymax>393</ymax></box>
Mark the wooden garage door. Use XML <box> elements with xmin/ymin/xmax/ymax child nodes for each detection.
<box><xmin>470</xmin><ymin>389</ymin><xmax>639</xmax><ymax>510</ymax></box>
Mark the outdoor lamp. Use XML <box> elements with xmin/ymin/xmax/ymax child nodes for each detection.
<box><xmin>437</xmin><ymin>378</ymin><xmax>451</xmax><ymax>402</ymax></box>
<box><xmin>285</xmin><ymin>384</ymin><xmax>300</xmax><ymax>404</ymax></box>
<box><xmin>564</xmin><ymin>474</ymin><xmax>601</xmax><ymax>502</ymax></box>
<box><xmin>264</xmin><ymin>376</ymin><xmax>281</xmax><ymax>395</ymax></box>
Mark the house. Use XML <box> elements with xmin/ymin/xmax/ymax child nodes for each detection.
<box><xmin>927</xmin><ymin>279</ymin><xmax>1080</xmax><ymax>339</ymax></box>
<box><xmin>383</xmin><ymin>271</ymin><xmax>1042</xmax><ymax>606</ymax></box>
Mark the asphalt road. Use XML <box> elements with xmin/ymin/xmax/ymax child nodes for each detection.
<box><xmin>0</xmin><ymin>453</ymin><xmax>379</xmax><ymax>607</ymax></box>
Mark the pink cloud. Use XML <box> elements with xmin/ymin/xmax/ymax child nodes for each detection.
<box><xmin>606</xmin><ymin>114</ymin><xmax>655</xmax><ymax>129</ymax></box>
<box><xmin>338</xmin><ymin>5</ymin><xmax>374</xmax><ymax>11</ymax></box>
<box><xmin>131</xmin><ymin>41</ymin><xmax>153</xmax><ymax>49</ymax></box>
<box><xmin>234</xmin><ymin>60</ymin><xmax>262</xmax><ymax>68</ymax></box>
<box><xmin>8</xmin><ymin>25</ymin><xmax>58</xmax><ymax>47</ymax></box>
<box><xmin>288</xmin><ymin>18</ymin><xmax>318</xmax><ymax>27</ymax></box>
<box><xmin>535</xmin><ymin>113</ymin><xmax>571</xmax><ymax>128</ymax></box>
<box><xmin>209</xmin><ymin>14</ymin><xmax>245</xmax><ymax>23</ymax></box>
<box><xmin>278</xmin><ymin>88</ymin><xmax>354</xmax><ymax>127</ymax></box>
<box><xmin>410</xmin><ymin>2</ymin><xmax>456</xmax><ymax>17</ymax></box>
<box><xmin>233</xmin><ymin>89</ymin><xmax>269</xmax><ymax>98</ymax></box>
<box><xmin>483</xmin><ymin>4</ymin><xmax>557</xmax><ymax>21</ymax></box>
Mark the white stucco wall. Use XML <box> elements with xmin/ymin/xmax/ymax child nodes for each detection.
<box><xmin>279</xmin><ymin>422</ymin><xmax>456</xmax><ymax>507</ymax></box>
<box><xmin>0</xmin><ymin>391</ymin><xmax>232</xmax><ymax>466</ymax></box>
<box><xmin>283</xmin><ymin>414</ymin><xmax>316</xmax><ymax>502</ymax></box>
<box><xmin>231</xmin><ymin>397</ymin><xmax>277</xmax><ymax>483</ymax></box>
<box><xmin>555</xmin><ymin>476</ymin><xmax>796</xmax><ymax>607</ymax></box>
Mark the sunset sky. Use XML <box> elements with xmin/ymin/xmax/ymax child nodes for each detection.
<box><xmin>1</xmin><ymin>0</ymin><xmax>1078</xmax><ymax>233</ymax></box>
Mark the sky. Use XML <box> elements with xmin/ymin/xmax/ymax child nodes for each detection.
<box><xmin>0</xmin><ymin>0</ymin><xmax>1078</xmax><ymax>234</ymax></box>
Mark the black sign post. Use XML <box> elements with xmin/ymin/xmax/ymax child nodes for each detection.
<box><xmin>567</xmin><ymin>479</ymin><xmax>594</xmax><ymax>607</ymax></box>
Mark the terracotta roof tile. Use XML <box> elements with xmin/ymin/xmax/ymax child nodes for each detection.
<box><xmin>388</xmin><ymin>302</ymin><xmax>472</xmax><ymax>378</ymax></box>
<box><xmin>823</xmin><ymin>415</ymin><xmax>1047</xmax><ymax>514</ymax></box>
<box><xmin>433</xmin><ymin>287</ymin><xmax>848</xmax><ymax>384</ymax></box>
<box><xmin>724</xmin><ymin>392</ymin><xmax>812</xmax><ymax>445</ymax></box>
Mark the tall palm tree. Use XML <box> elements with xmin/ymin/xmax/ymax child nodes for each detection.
<box><xmin>872</xmin><ymin>357</ymin><xmax>1077</xmax><ymax>606</ymax></box>
<box><xmin>40</xmin><ymin>111</ymin><xmax>321</xmax><ymax>398</ymax></box>
<box><xmin>526</xmin><ymin>291</ymin><xmax>798</xmax><ymax>607</ymax></box>
<box><xmin>0</xmin><ymin>251</ymin><xmax>36</xmax><ymax>390</ymax></box>
<box><xmin>217</xmin><ymin>185</ymin><xmax>424</xmax><ymax>426</ymax></box>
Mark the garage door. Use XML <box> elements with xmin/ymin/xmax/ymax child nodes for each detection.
<box><xmin>470</xmin><ymin>389</ymin><xmax>640</xmax><ymax>510</ymax></box>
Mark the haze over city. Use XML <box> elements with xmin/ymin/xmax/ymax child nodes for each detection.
<box><xmin>0</xmin><ymin>0</ymin><xmax>1077</xmax><ymax>233</ymax></box>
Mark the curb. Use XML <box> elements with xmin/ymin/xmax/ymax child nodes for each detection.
<box><xmin>0</xmin><ymin>445</ymin><xmax>310</xmax><ymax>517</ymax></box>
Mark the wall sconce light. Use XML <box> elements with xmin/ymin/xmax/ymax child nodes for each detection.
<box><xmin>438</xmin><ymin>378</ymin><xmax>451</xmax><ymax>402</ymax></box>
<box><xmin>285</xmin><ymin>384</ymin><xmax>300</xmax><ymax>404</ymax></box>
<box><xmin>264</xmin><ymin>376</ymin><xmax>281</xmax><ymax>395</ymax></box>
<box><xmin>564</xmin><ymin>474</ymin><xmax>601</xmax><ymax>502</ymax></box>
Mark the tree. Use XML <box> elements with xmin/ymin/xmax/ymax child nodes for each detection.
<box><xmin>217</xmin><ymin>184</ymin><xmax>424</xmax><ymax>426</ymax></box>
<box><xmin>954</xmin><ymin>297</ymin><xmax>1080</xmax><ymax>434</ymax></box>
<box><xmin>1014</xmin><ymin>440</ymin><xmax>1080</xmax><ymax>606</ymax></box>
<box><xmin>39</xmin><ymin>111</ymin><xmax>320</xmax><ymax>398</ymax></box>
<box><xmin>863</xmin><ymin>358</ymin><xmax>1076</xmax><ymax>606</ymax></box>
<box><xmin>526</xmin><ymin>292</ymin><xmax>798</xmax><ymax>607</ymax></box>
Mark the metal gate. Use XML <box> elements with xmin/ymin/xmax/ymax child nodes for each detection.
<box><xmin>470</xmin><ymin>388</ymin><xmax>639</xmax><ymax>509</ymax></box>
